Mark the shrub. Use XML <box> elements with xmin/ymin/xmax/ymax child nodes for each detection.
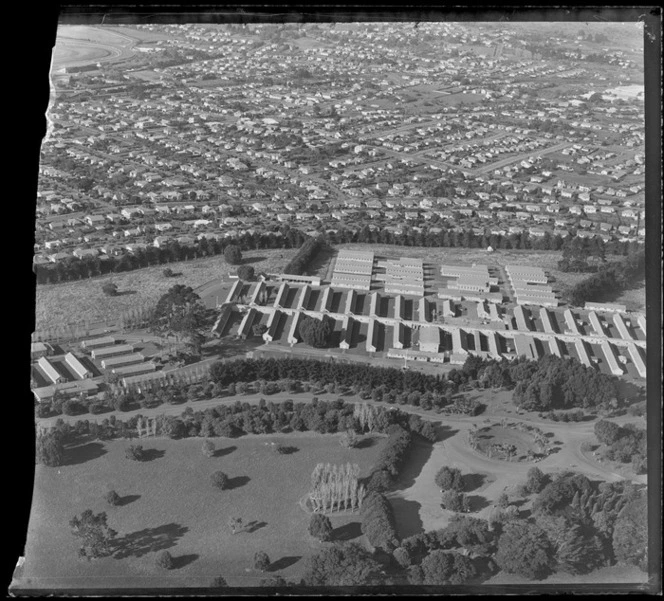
<box><xmin>210</xmin><ymin>576</ymin><xmax>228</xmax><ymax>588</ymax></box>
<box><xmin>309</xmin><ymin>513</ymin><xmax>333</xmax><ymax>542</ymax></box>
<box><xmin>105</xmin><ymin>490</ymin><xmax>121</xmax><ymax>506</ymax></box>
<box><xmin>102</xmin><ymin>282</ymin><xmax>118</xmax><ymax>296</ymax></box>
<box><xmin>163</xmin><ymin>267</ymin><xmax>174</xmax><ymax>278</ymax></box>
<box><xmin>125</xmin><ymin>444</ymin><xmax>145</xmax><ymax>461</ymax></box>
<box><xmin>211</xmin><ymin>471</ymin><xmax>229</xmax><ymax>490</ymax></box>
<box><xmin>340</xmin><ymin>430</ymin><xmax>360</xmax><ymax>448</ymax></box>
<box><xmin>237</xmin><ymin>265</ymin><xmax>255</xmax><ymax>280</ymax></box>
<box><xmin>253</xmin><ymin>551</ymin><xmax>271</xmax><ymax>572</ymax></box>
<box><xmin>156</xmin><ymin>550</ymin><xmax>174</xmax><ymax>570</ymax></box>
<box><xmin>525</xmin><ymin>467</ymin><xmax>549</xmax><ymax>494</ymax></box>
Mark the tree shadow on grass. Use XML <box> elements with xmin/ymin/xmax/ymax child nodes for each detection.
<box><xmin>117</xmin><ymin>494</ymin><xmax>141</xmax><ymax>507</ymax></box>
<box><xmin>435</xmin><ymin>424</ymin><xmax>459</xmax><ymax>443</ymax></box>
<box><xmin>113</xmin><ymin>523</ymin><xmax>188</xmax><ymax>559</ymax></box>
<box><xmin>465</xmin><ymin>495</ymin><xmax>492</xmax><ymax>513</ymax></box>
<box><xmin>356</xmin><ymin>436</ymin><xmax>376</xmax><ymax>449</ymax></box>
<box><xmin>226</xmin><ymin>475</ymin><xmax>250</xmax><ymax>490</ymax></box>
<box><xmin>276</xmin><ymin>445</ymin><xmax>299</xmax><ymax>455</ymax></box>
<box><xmin>141</xmin><ymin>448</ymin><xmax>165</xmax><ymax>462</ymax></box>
<box><xmin>116</xmin><ymin>290</ymin><xmax>137</xmax><ymax>296</ymax></box>
<box><xmin>244</xmin><ymin>520</ymin><xmax>267</xmax><ymax>534</ymax></box>
<box><xmin>462</xmin><ymin>473</ymin><xmax>487</xmax><ymax>493</ymax></box>
<box><xmin>242</xmin><ymin>256</ymin><xmax>267</xmax><ymax>265</ymax></box>
<box><xmin>394</xmin><ymin>439</ymin><xmax>434</xmax><ymax>489</ymax></box>
<box><xmin>214</xmin><ymin>445</ymin><xmax>237</xmax><ymax>458</ymax></box>
<box><xmin>389</xmin><ymin>497</ymin><xmax>424</xmax><ymax>539</ymax></box>
<box><xmin>63</xmin><ymin>442</ymin><xmax>107</xmax><ymax>466</ymax></box>
<box><xmin>267</xmin><ymin>556</ymin><xmax>301</xmax><ymax>572</ymax></box>
<box><xmin>331</xmin><ymin>522</ymin><xmax>362</xmax><ymax>542</ymax></box>
<box><xmin>172</xmin><ymin>553</ymin><xmax>199</xmax><ymax>569</ymax></box>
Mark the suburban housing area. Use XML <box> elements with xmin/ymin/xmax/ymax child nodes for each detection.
<box><xmin>16</xmin><ymin>16</ymin><xmax>656</xmax><ymax>596</ymax></box>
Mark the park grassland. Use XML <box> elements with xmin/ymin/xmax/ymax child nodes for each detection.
<box><xmin>34</xmin><ymin>249</ymin><xmax>299</xmax><ymax>332</ymax></box>
<box><xmin>20</xmin><ymin>432</ymin><xmax>385</xmax><ymax>590</ymax></box>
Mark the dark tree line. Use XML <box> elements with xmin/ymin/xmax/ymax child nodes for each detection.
<box><xmin>283</xmin><ymin>235</ymin><xmax>326</xmax><ymax>276</ymax></box>
<box><xmin>34</xmin><ymin>229</ymin><xmax>310</xmax><ymax>285</ymax></box>
<box><xmin>36</xmin><ymin>225</ymin><xmax>640</xmax><ymax>285</ymax></box>
<box><xmin>360</xmin><ymin>491</ymin><xmax>400</xmax><ymax>552</ymax></box>
<box><xmin>36</xmin><ymin>399</ymin><xmax>433</xmax><ymax>466</ymax></box>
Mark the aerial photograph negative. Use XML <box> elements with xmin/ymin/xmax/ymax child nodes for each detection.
<box><xmin>10</xmin><ymin>6</ymin><xmax>661</xmax><ymax>596</ymax></box>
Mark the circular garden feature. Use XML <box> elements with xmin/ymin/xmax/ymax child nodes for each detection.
<box><xmin>468</xmin><ymin>421</ymin><xmax>552</xmax><ymax>462</ymax></box>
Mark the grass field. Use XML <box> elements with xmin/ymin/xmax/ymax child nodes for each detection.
<box><xmin>34</xmin><ymin>249</ymin><xmax>299</xmax><ymax>331</ymax></box>
<box><xmin>19</xmin><ymin>432</ymin><xmax>385</xmax><ymax>590</ymax></box>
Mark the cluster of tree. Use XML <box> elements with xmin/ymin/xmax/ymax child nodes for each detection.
<box><xmin>511</xmin><ymin>355</ymin><xmax>619</xmax><ymax>412</ymax></box>
<box><xmin>396</xmin><ymin>515</ymin><xmax>494</xmax><ymax>583</ymax></box>
<box><xmin>525</xmin><ymin>471</ymin><xmax>648</xmax><ymax>575</ymax></box>
<box><xmin>298</xmin><ymin>315</ymin><xmax>335</xmax><ymax>348</ymax></box>
<box><xmin>594</xmin><ymin>420</ymin><xmax>647</xmax><ymax>473</ymax></box>
<box><xmin>150</xmin><ymin>284</ymin><xmax>208</xmax><ymax>338</ymax></box>
<box><xmin>283</xmin><ymin>235</ymin><xmax>326</xmax><ymax>276</ymax></box>
<box><xmin>360</xmin><ymin>491</ymin><xmax>400</xmax><ymax>552</ymax></box>
<box><xmin>566</xmin><ymin>249</ymin><xmax>645</xmax><ymax>307</ymax></box>
<box><xmin>308</xmin><ymin>462</ymin><xmax>364</xmax><ymax>513</ymax></box>
<box><xmin>300</xmin><ymin>542</ymin><xmax>386</xmax><ymax>586</ymax></box>
<box><xmin>557</xmin><ymin>236</ymin><xmax>606</xmax><ymax>273</ymax></box>
<box><xmin>69</xmin><ymin>509</ymin><xmax>118</xmax><ymax>560</ymax></box>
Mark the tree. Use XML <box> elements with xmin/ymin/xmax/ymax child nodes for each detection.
<box><xmin>495</xmin><ymin>521</ymin><xmax>554</xmax><ymax>580</ymax></box>
<box><xmin>441</xmin><ymin>490</ymin><xmax>468</xmax><ymax>513</ymax></box>
<box><xmin>36</xmin><ymin>430</ymin><xmax>65</xmax><ymax>467</ymax></box>
<box><xmin>69</xmin><ymin>509</ymin><xmax>118</xmax><ymax>560</ymax></box>
<box><xmin>301</xmin><ymin>542</ymin><xmax>384</xmax><ymax>586</ymax></box>
<box><xmin>163</xmin><ymin>267</ymin><xmax>174</xmax><ymax>278</ymax></box>
<box><xmin>340</xmin><ymin>430</ymin><xmax>360</xmax><ymax>448</ymax></box>
<box><xmin>497</xmin><ymin>493</ymin><xmax>510</xmax><ymax>508</ymax></box>
<box><xmin>309</xmin><ymin>513</ymin><xmax>333</xmax><ymax>542</ymax></box>
<box><xmin>202</xmin><ymin>439</ymin><xmax>215</xmax><ymax>457</ymax></box>
<box><xmin>253</xmin><ymin>551</ymin><xmax>271</xmax><ymax>572</ymax></box>
<box><xmin>612</xmin><ymin>491</ymin><xmax>648</xmax><ymax>571</ymax></box>
<box><xmin>105</xmin><ymin>490</ymin><xmax>121</xmax><ymax>506</ymax></box>
<box><xmin>102</xmin><ymin>282</ymin><xmax>118</xmax><ymax>296</ymax></box>
<box><xmin>210</xmin><ymin>576</ymin><xmax>228</xmax><ymax>588</ymax></box>
<box><xmin>525</xmin><ymin>467</ymin><xmax>549</xmax><ymax>494</ymax></box>
<box><xmin>125</xmin><ymin>444</ymin><xmax>145</xmax><ymax>461</ymax></box>
<box><xmin>435</xmin><ymin>466</ymin><xmax>464</xmax><ymax>492</ymax></box>
<box><xmin>224</xmin><ymin>244</ymin><xmax>243</xmax><ymax>265</ymax></box>
<box><xmin>237</xmin><ymin>265</ymin><xmax>255</xmax><ymax>280</ymax></box>
<box><xmin>211</xmin><ymin>470</ymin><xmax>229</xmax><ymax>490</ymax></box>
<box><xmin>594</xmin><ymin>420</ymin><xmax>626</xmax><ymax>446</ymax></box>
<box><xmin>156</xmin><ymin>550</ymin><xmax>174</xmax><ymax>570</ymax></box>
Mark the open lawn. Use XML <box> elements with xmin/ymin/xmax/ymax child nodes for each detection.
<box><xmin>19</xmin><ymin>432</ymin><xmax>385</xmax><ymax>590</ymax></box>
<box><xmin>35</xmin><ymin>249</ymin><xmax>299</xmax><ymax>332</ymax></box>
